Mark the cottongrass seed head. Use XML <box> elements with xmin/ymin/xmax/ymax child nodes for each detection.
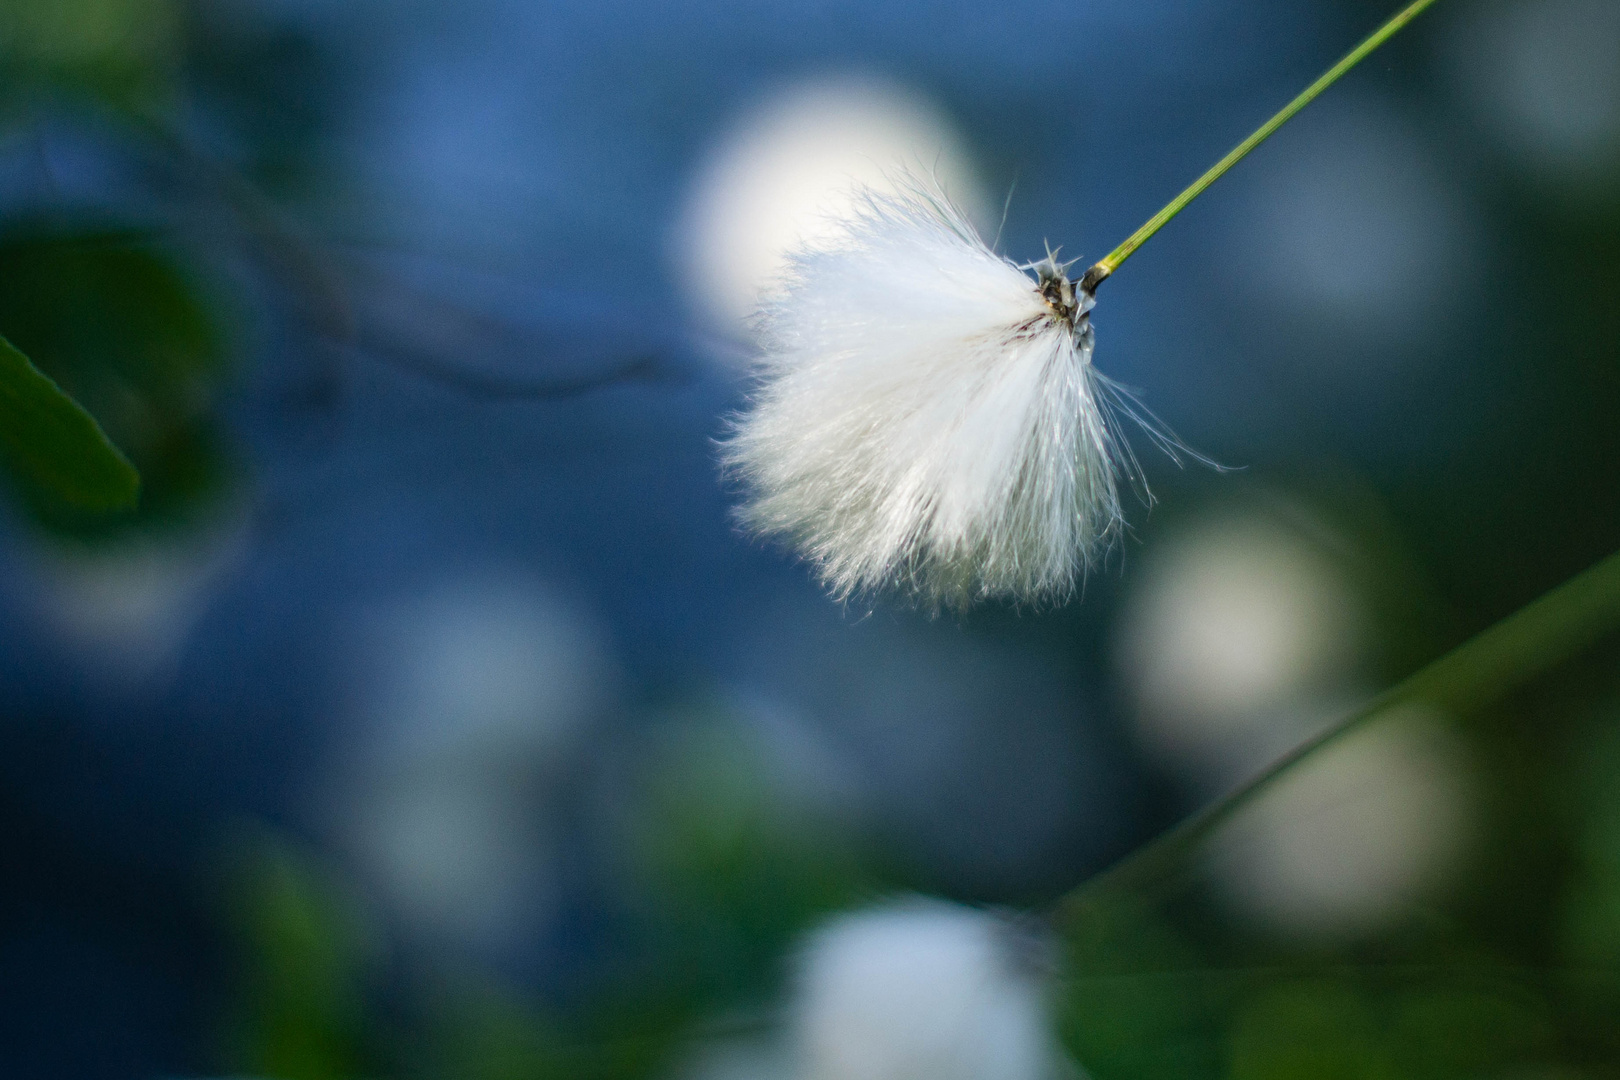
<box><xmin>724</xmin><ymin>177</ymin><xmax>1166</xmax><ymax>610</ymax></box>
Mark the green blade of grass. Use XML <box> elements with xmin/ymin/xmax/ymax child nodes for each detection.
<box><xmin>0</xmin><ymin>332</ymin><xmax>139</xmax><ymax>513</ymax></box>
<box><xmin>1060</xmin><ymin>544</ymin><xmax>1620</xmax><ymax>917</ymax></box>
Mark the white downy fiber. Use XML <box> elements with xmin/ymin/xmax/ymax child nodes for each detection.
<box><xmin>724</xmin><ymin>180</ymin><xmax>1143</xmax><ymax>609</ymax></box>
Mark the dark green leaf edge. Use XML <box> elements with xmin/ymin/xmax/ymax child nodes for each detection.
<box><xmin>0</xmin><ymin>330</ymin><xmax>139</xmax><ymax>512</ymax></box>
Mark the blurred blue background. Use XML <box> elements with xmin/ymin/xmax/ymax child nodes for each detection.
<box><xmin>1</xmin><ymin>0</ymin><xmax>1618</xmax><ymax>1076</ymax></box>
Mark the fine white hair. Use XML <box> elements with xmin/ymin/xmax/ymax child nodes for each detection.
<box><xmin>723</xmin><ymin>179</ymin><xmax>1154</xmax><ymax>609</ymax></box>
<box><xmin>790</xmin><ymin>898</ymin><xmax>1064</xmax><ymax>1080</ymax></box>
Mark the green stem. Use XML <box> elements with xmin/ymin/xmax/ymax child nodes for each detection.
<box><xmin>1080</xmin><ymin>0</ymin><xmax>1441</xmax><ymax>293</ymax></box>
<box><xmin>1059</xmin><ymin>545</ymin><xmax>1620</xmax><ymax>919</ymax></box>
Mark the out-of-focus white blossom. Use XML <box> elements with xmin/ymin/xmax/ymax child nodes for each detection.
<box><xmin>1208</xmin><ymin>706</ymin><xmax>1476</xmax><ymax>940</ymax></box>
<box><xmin>675</xmin><ymin>1037</ymin><xmax>795</xmax><ymax>1080</ymax></box>
<box><xmin>791</xmin><ymin>898</ymin><xmax>1066</xmax><ymax>1080</ymax></box>
<box><xmin>1447</xmin><ymin>0</ymin><xmax>1620</xmax><ymax>184</ymax></box>
<box><xmin>20</xmin><ymin>513</ymin><xmax>250</xmax><ymax>684</ymax></box>
<box><xmin>325</xmin><ymin>571</ymin><xmax>613</xmax><ymax>952</ymax></box>
<box><xmin>1116</xmin><ymin>512</ymin><xmax>1367</xmax><ymax>784</ymax></box>
<box><xmin>674</xmin><ymin>75</ymin><xmax>987</xmax><ymax>336</ymax></box>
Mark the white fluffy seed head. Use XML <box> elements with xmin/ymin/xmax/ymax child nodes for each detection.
<box><xmin>722</xmin><ymin>180</ymin><xmax>1138</xmax><ymax>610</ymax></box>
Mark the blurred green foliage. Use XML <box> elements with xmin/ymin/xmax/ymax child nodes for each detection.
<box><xmin>1058</xmin><ymin>890</ymin><xmax>1571</xmax><ymax>1080</ymax></box>
<box><xmin>419</xmin><ymin>984</ymin><xmax>700</xmax><ymax>1080</ymax></box>
<box><xmin>0</xmin><ymin>0</ymin><xmax>180</xmax><ymax>113</ymax></box>
<box><xmin>1227</xmin><ymin>981</ymin><xmax>1394</xmax><ymax>1080</ymax></box>
<box><xmin>220</xmin><ymin>832</ymin><xmax>378</xmax><ymax>1080</ymax></box>
<box><xmin>0</xmin><ymin>223</ymin><xmax>233</xmax><ymax>538</ymax></box>
<box><xmin>1061</xmin><ymin>895</ymin><xmax>1231</xmax><ymax>1079</ymax></box>
<box><xmin>1565</xmin><ymin>717</ymin><xmax>1620</xmax><ymax>970</ymax></box>
<box><xmin>0</xmin><ymin>0</ymin><xmax>326</xmax><ymax>540</ymax></box>
<box><xmin>627</xmin><ymin>715</ymin><xmax>874</xmax><ymax>1000</ymax></box>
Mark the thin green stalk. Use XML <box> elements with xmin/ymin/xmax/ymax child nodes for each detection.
<box><xmin>1080</xmin><ymin>0</ymin><xmax>1440</xmax><ymax>292</ymax></box>
<box><xmin>1059</xmin><ymin>545</ymin><xmax>1620</xmax><ymax>920</ymax></box>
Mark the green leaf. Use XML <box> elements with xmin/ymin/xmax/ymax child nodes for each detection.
<box><xmin>0</xmin><ymin>331</ymin><xmax>139</xmax><ymax>513</ymax></box>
